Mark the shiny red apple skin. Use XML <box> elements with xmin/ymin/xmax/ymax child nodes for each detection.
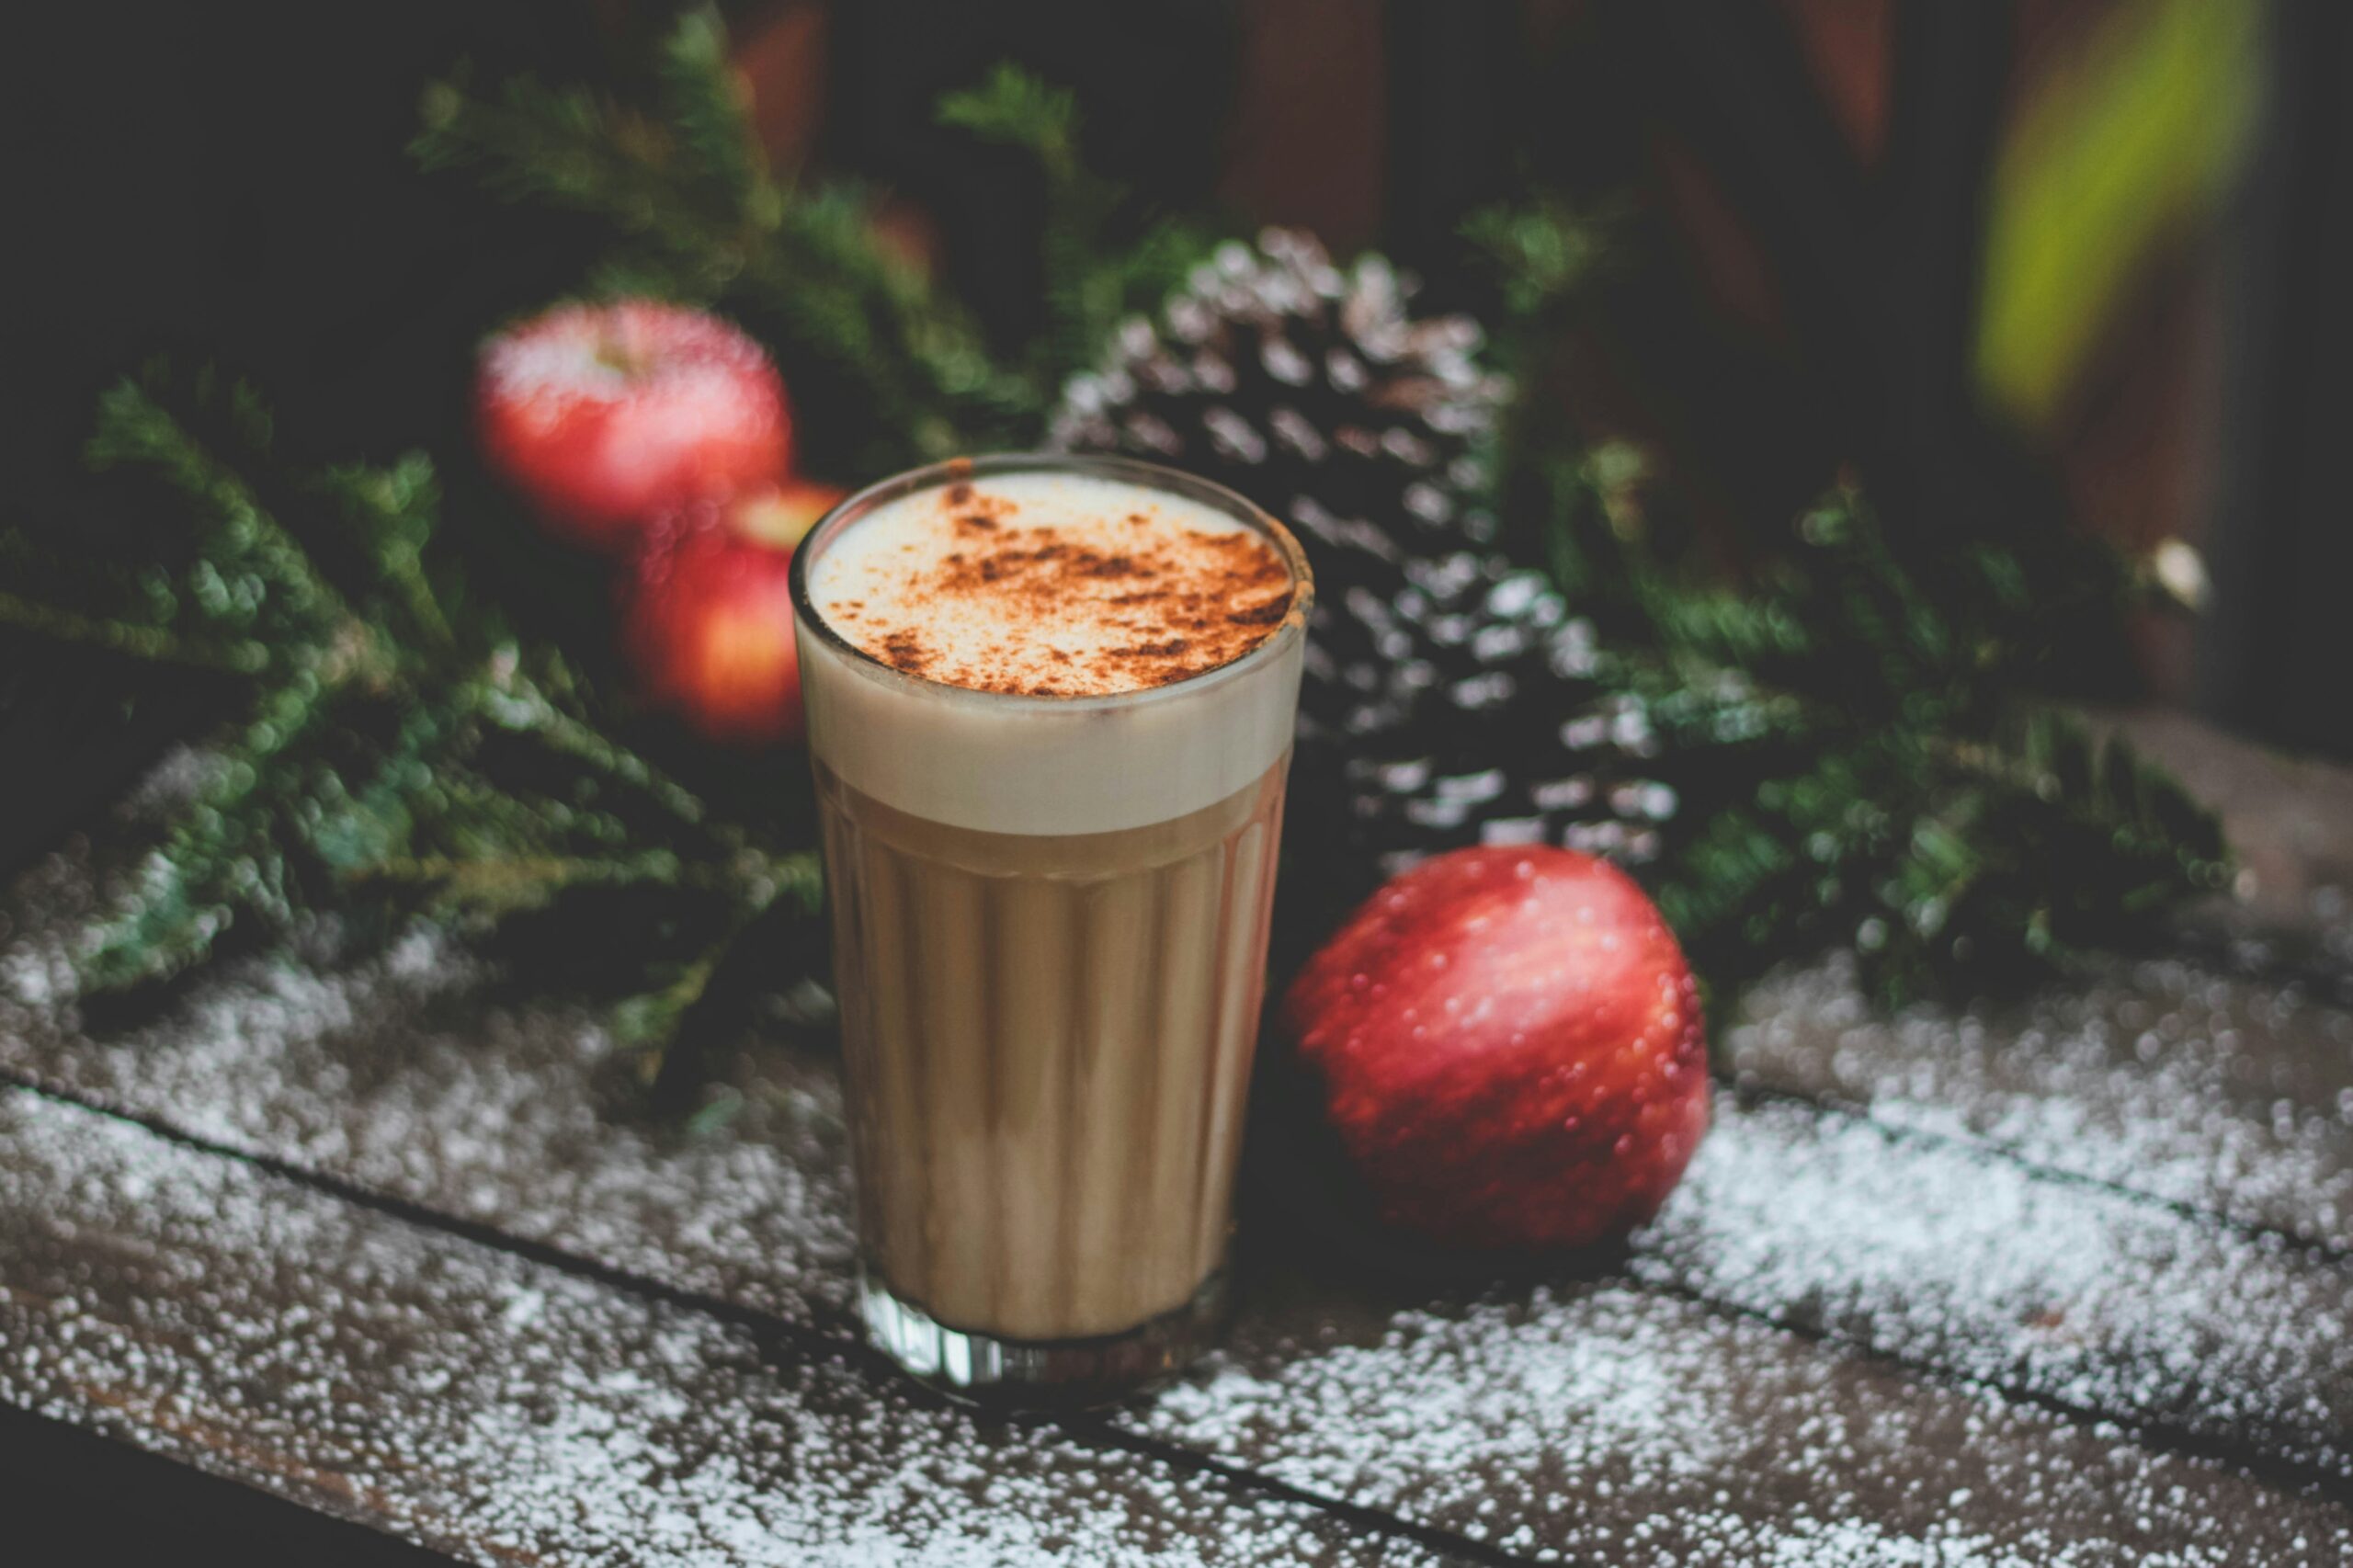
<box><xmin>1282</xmin><ymin>846</ymin><xmax>1710</xmax><ymax>1250</ymax></box>
<box><xmin>622</xmin><ymin>482</ymin><xmax>845</xmax><ymax>744</ymax></box>
<box><xmin>474</xmin><ymin>300</ymin><xmax>791</xmax><ymax>553</ymax></box>
<box><xmin>718</xmin><ymin>477</ymin><xmax>846</xmax><ymax>552</ymax></box>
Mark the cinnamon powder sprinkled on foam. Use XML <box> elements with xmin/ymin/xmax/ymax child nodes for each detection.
<box><xmin>811</xmin><ymin>474</ymin><xmax>1296</xmax><ymax>697</ymax></box>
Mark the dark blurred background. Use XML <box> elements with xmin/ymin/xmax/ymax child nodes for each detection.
<box><xmin>0</xmin><ymin>5</ymin><xmax>2347</xmax><ymax>1551</ymax></box>
<box><xmin>6</xmin><ymin>0</ymin><xmax>2347</xmax><ymax>759</ymax></box>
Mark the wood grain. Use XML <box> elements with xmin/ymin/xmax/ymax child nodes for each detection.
<box><xmin>0</xmin><ymin>1088</ymin><xmax>1468</xmax><ymax>1567</ymax></box>
<box><xmin>5</xmin><ymin>711</ymin><xmax>2351</xmax><ymax>1562</ymax></box>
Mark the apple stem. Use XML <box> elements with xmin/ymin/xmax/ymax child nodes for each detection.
<box><xmin>591</xmin><ymin>331</ymin><xmax>643</xmax><ymax>380</ymax></box>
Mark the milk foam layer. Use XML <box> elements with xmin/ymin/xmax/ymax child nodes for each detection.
<box><xmin>809</xmin><ymin>472</ymin><xmax>1292</xmax><ymax>698</ymax></box>
<box><xmin>795</xmin><ymin>466</ymin><xmax>1309</xmax><ymax>835</ymax></box>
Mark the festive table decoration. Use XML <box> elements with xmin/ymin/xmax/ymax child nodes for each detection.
<box><xmin>474</xmin><ymin>298</ymin><xmax>794</xmax><ymax>553</ymax></box>
<box><xmin>622</xmin><ymin>481</ymin><xmax>841</xmax><ymax>744</ymax></box>
<box><xmin>1046</xmin><ymin>228</ymin><xmax>2230</xmax><ymax>998</ymax></box>
<box><xmin>4</xmin><ymin>369</ymin><xmax>821</xmax><ymax>1073</ymax></box>
<box><xmin>1285</xmin><ymin>846</ymin><xmax>1710</xmax><ymax>1248</ymax></box>
<box><xmin>0</xmin><ymin>7</ymin><xmax>2229</xmax><ymax>1130</ymax></box>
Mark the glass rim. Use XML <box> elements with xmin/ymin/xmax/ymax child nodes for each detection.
<box><xmin>788</xmin><ymin>452</ymin><xmax>1315</xmax><ymax>712</ymax></box>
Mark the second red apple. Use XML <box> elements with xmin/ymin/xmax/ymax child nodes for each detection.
<box><xmin>622</xmin><ymin>480</ymin><xmax>846</xmax><ymax>745</ymax></box>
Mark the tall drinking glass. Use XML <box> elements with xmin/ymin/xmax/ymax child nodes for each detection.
<box><xmin>789</xmin><ymin>454</ymin><xmax>1313</xmax><ymax>1403</ymax></box>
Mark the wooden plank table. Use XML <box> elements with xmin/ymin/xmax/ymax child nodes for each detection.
<box><xmin>3</xmin><ymin>710</ymin><xmax>2350</xmax><ymax>1565</ymax></box>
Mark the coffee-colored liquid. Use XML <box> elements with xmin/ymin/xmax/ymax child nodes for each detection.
<box><xmin>817</xmin><ymin>756</ymin><xmax>1288</xmax><ymax>1341</ymax></box>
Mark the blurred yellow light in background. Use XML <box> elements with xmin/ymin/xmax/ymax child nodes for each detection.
<box><xmin>1976</xmin><ymin>0</ymin><xmax>2257</xmax><ymax>431</ymax></box>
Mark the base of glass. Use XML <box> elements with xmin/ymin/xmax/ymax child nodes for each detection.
<box><xmin>858</xmin><ymin>1269</ymin><xmax>1228</xmax><ymax>1408</ymax></box>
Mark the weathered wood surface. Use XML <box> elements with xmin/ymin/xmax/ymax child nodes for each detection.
<box><xmin>5</xmin><ymin>710</ymin><xmax>2352</xmax><ymax>1564</ymax></box>
<box><xmin>0</xmin><ymin>1089</ymin><xmax>1466</xmax><ymax>1567</ymax></box>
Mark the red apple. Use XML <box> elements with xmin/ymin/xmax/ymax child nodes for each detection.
<box><xmin>1283</xmin><ymin>846</ymin><xmax>1710</xmax><ymax>1250</ymax></box>
<box><xmin>474</xmin><ymin>299</ymin><xmax>791</xmax><ymax>552</ymax></box>
<box><xmin>622</xmin><ymin>481</ymin><xmax>847</xmax><ymax>745</ymax></box>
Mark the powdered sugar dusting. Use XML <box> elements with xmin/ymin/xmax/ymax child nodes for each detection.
<box><xmin>0</xmin><ymin>1090</ymin><xmax>1454</xmax><ymax>1567</ymax></box>
<box><xmin>1728</xmin><ymin>950</ymin><xmax>2353</xmax><ymax>1251</ymax></box>
<box><xmin>7</xmin><ymin>761</ymin><xmax>2353</xmax><ymax>1560</ymax></box>
<box><xmin>1143</xmin><ymin>1279</ymin><xmax>2349</xmax><ymax>1564</ymax></box>
<box><xmin>1632</xmin><ymin>1094</ymin><xmax>2353</xmax><ymax>1472</ymax></box>
<box><xmin>0</xmin><ymin>834</ymin><xmax>860</xmax><ymax>1325</ymax></box>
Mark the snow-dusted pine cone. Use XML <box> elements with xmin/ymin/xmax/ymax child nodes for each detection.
<box><xmin>1313</xmin><ymin>551</ymin><xmax>1679</xmax><ymax>882</ymax></box>
<box><xmin>1049</xmin><ymin>229</ymin><xmax>1677</xmax><ymax>900</ymax></box>
<box><xmin>1048</xmin><ymin>229</ymin><xmax>1503</xmax><ymax>598</ymax></box>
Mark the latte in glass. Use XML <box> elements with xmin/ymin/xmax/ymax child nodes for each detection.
<box><xmin>790</xmin><ymin>456</ymin><xmax>1311</xmax><ymax>1402</ymax></box>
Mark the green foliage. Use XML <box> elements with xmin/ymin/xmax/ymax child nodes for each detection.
<box><xmin>654</xmin><ymin>5</ymin><xmax>769</xmax><ymax>213</ymax></box>
<box><xmin>3</xmin><ymin>369</ymin><xmax>818</xmax><ymax>1065</ymax></box>
<box><xmin>411</xmin><ymin>13</ymin><xmax>1212</xmax><ymax>472</ymax></box>
<box><xmin>936</xmin><ymin>62</ymin><xmax>1082</xmax><ymax>177</ymax></box>
<box><xmin>937</xmin><ymin>62</ymin><xmax>1220</xmax><ymax>389</ymax></box>
<box><xmin>1546</xmin><ymin>472</ymin><xmax>2230</xmax><ymax>1002</ymax></box>
<box><xmin>413</xmin><ymin>9</ymin><xmax>1031</xmax><ymax>468</ymax></box>
<box><xmin>1462</xmin><ymin>196</ymin><xmax>1612</xmax><ymax>324</ymax></box>
<box><xmin>0</xmin><ymin>12</ymin><xmax>2237</xmax><ymax>1087</ymax></box>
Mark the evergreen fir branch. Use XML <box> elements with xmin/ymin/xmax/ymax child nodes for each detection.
<box><xmin>311</xmin><ymin>456</ymin><xmax>457</xmax><ymax>654</ymax></box>
<box><xmin>351</xmin><ymin>842</ymin><xmax>816</xmax><ymax>915</ymax></box>
<box><xmin>1620</xmin><ymin>660</ymin><xmax>1818</xmax><ymax>755</ymax></box>
<box><xmin>176</xmin><ymin>556</ymin><xmax>275</xmax><ymax>637</ymax></box>
<box><xmin>0</xmin><ymin>588</ymin><xmax>270</xmax><ymax>674</ymax></box>
<box><xmin>463</xmin><ymin>665</ymin><xmax>718</xmax><ymax>834</ymax></box>
<box><xmin>86</xmin><ymin>380</ymin><xmax>354</xmax><ymax>640</ymax></box>
<box><xmin>735</xmin><ymin>844</ymin><xmax>824</xmax><ymax>917</ymax></box>
<box><xmin>13</xmin><ymin>373</ymin><xmax>829</xmax><ymax>1065</ymax></box>
<box><xmin>1534</xmin><ymin>448</ymin><xmax>1708</xmax><ymax>643</ymax></box>
<box><xmin>1949</xmin><ymin>707</ymin><xmax>2229</xmax><ymax>893</ymax></box>
<box><xmin>415</xmin><ymin>21</ymin><xmax>1039</xmax><ymax>457</ymax></box>
<box><xmin>1534</xmin><ymin>451</ymin><xmax>2229</xmax><ymax>1002</ymax></box>
<box><xmin>304</xmin><ymin>699</ymin><xmax>461</xmax><ymax>877</ymax></box>
<box><xmin>81</xmin><ymin>669</ymin><xmax>334</xmax><ymax>987</ymax></box>
<box><xmin>1466</xmin><ymin>202</ymin><xmax>1619</xmax><ymax>545</ymax></box>
<box><xmin>581</xmin><ymin>253</ymin><xmax>721</xmax><ymax>309</ymax></box>
<box><xmin>1650</xmin><ymin>733</ymin><xmax>1887</xmax><ymax>959</ymax></box>
<box><xmin>610</xmin><ymin>847</ymin><xmax>823</xmax><ymax>1075</ymax></box>
<box><xmin>655</xmin><ymin>5</ymin><xmax>769</xmax><ymax>217</ymax></box>
<box><xmin>612</xmin><ymin>937</ymin><xmax>734</xmax><ymax>1062</ymax></box>
<box><xmin>355</xmin><ymin>848</ymin><xmax>691</xmax><ymax>913</ymax></box>
<box><xmin>1105</xmin><ymin>217</ymin><xmax>1226</xmax><ymax>325</ymax></box>
<box><xmin>78</xmin><ymin>877</ymin><xmax>237</xmax><ymax>994</ymax></box>
<box><xmin>1643</xmin><ymin>588</ymin><xmax>1815</xmax><ymax>679</ymax></box>
<box><xmin>428</xmin><ymin>762</ymin><xmax>635</xmax><ymax>856</ymax></box>
<box><xmin>937</xmin><ymin>62</ymin><xmax>1081</xmax><ymax>180</ymax></box>
<box><xmin>1462</xmin><ymin>197</ymin><xmax>1610</xmax><ymax>324</ymax></box>
<box><xmin>1643</xmin><ymin>680</ymin><xmax>2228</xmax><ymax>1004</ymax></box>
<box><xmin>939</xmin><ymin>62</ymin><xmax>1217</xmax><ymax>387</ymax></box>
<box><xmin>758</xmin><ymin>182</ymin><xmax>1035</xmax><ymax>450</ymax></box>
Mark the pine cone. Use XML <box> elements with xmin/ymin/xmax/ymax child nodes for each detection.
<box><xmin>1049</xmin><ymin>229</ymin><xmax>1501</xmax><ymax>601</ymax></box>
<box><xmin>1313</xmin><ymin>552</ymin><xmax>1679</xmax><ymax>883</ymax></box>
<box><xmin>1048</xmin><ymin>229</ymin><xmax>1676</xmax><ymax>908</ymax></box>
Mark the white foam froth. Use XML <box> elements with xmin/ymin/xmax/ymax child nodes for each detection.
<box><xmin>795</xmin><ymin>469</ymin><xmax>1307</xmax><ymax>835</ymax></box>
<box><xmin>809</xmin><ymin>472</ymin><xmax>1279</xmax><ymax>695</ymax></box>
